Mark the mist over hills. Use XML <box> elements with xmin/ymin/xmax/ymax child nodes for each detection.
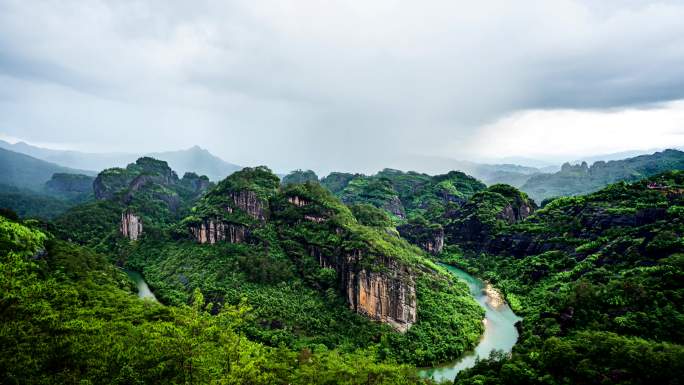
<box><xmin>0</xmin><ymin>140</ymin><xmax>242</xmax><ymax>182</ymax></box>
<box><xmin>0</xmin><ymin>147</ymin><xmax>95</xmax><ymax>190</ymax></box>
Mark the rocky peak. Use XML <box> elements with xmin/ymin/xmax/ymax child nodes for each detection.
<box><xmin>120</xmin><ymin>209</ymin><xmax>143</xmax><ymax>241</ymax></box>
<box><xmin>94</xmin><ymin>157</ymin><xmax>180</xmax><ymax>200</ymax></box>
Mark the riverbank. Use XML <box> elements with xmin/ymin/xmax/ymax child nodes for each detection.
<box><xmin>483</xmin><ymin>283</ymin><xmax>505</xmax><ymax>309</ymax></box>
<box><xmin>419</xmin><ymin>264</ymin><xmax>521</xmax><ymax>382</ymax></box>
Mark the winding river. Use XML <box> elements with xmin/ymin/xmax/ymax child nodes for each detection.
<box><xmin>124</xmin><ymin>266</ymin><xmax>517</xmax><ymax>382</ymax></box>
<box><xmin>125</xmin><ymin>270</ymin><xmax>158</xmax><ymax>302</ymax></box>
<box><xmin>419</xmin><ymin>264</ymin><xmax>521</xmax><ymax>382</ymax></box>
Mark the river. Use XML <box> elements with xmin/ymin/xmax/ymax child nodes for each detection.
<box><xmin>419</xmin><ymin>264</ymin><xmax>521</xmax><ymax>383</ymax></box>
<box><xmin>125</xmin><ymin>270</ymin><xmax>158</xmax><ymax>302</ymax></box>
<box><xmin>124</xmin><ymin>265</ymin><xmax>516</xmax><ymax>382</ymax></box>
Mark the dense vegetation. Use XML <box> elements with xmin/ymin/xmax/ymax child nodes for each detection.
<box><xmin>521</xmin><ymin>149</ymin><xmax>684</xmax><ymax>203</ymax></box>
<box><xmin>328</xmin><ymin>169</ymin><xmax>486</xmax><ymax>225</ymax></box>
<box><xmin>447</xmin><ymin>171</ymin><xmax>684</xmax><ymax>384</ymax></box>
<box><xmin>0</xmin><ymin>173</ymin><xmax>95</xmax><ymax>220</ymax></box>
<box><xmin>0</xmin><ymin>214</ymin><xmax>426</xmax><ymax>385</ymax></box>
<box><xmin>0</xmin><ymin>184</ymin><xmax>77</xmax><ymax>219</ymax></box>
<box><xmin>282</xmin><ymin>169</ymin><xmax>319</xmax><ymax>186</ymax></box>
<box><xmin>44</xmin><ymin>173</ymin><xmax>94</xmax><ymax>201</ymax></box>
<box><xmin>122</xmin><ymin>168</ymin><xmax>484</xmax><ymax>367</ymax></box>
<box><xmin>3</xmin><ymin>149</ymin><xmax>683</xmax><ymax>384</ymax></box>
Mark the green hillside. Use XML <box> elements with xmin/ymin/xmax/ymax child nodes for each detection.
<box><xmin>446</xmin><ymin>171</ymin><xmax>684</xmax><ymax>384</ymax></box>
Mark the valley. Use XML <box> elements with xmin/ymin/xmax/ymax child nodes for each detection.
<box><xmin>1</xmin><ymin>151</ymin><xmax>682</xmax><ymax>385</ymax></box>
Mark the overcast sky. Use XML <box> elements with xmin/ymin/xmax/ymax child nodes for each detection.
<box><xmin>1</xmin><ymin>0</ymin><xmax>684</xmax><ymax>173</ymax></box>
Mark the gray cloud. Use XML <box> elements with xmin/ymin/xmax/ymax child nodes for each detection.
<box><xmin>1</xmin><ymin>0</ymin><xmax>684</xmax><ymax>174</ymax></box>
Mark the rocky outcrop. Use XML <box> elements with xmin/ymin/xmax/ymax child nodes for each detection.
<box><xmin>288</xmin><ymin>196</ymin><xmax>310</xmax><ymax>207</ymax></box>
<box><xmin>120</xmin><ymin>210</ymin><xmax>143</xmax><ymax>240</ymax></box>
<box><xmin>312</xmin><ymin>247</ymin><xmax>417</xmax><ymax>332</ymax></box>
<box><xmin>349</xmin><ymin>260</ymin><xmax>417</xmax><ymax>332</ymax></box>
<box><xmin>190</xmin><ymin>219</ymin><xmax>246</xmax><ymax>244</ymax></box>
<box><xmin>232</xmin><ymin>190</ymin><xmax>266</xmax><ymax>220</ymax></box>
<box><xmin>497</xmin><ymin>201</ymin><xmax>534</xmax><ymax>224</ymax></box>
<box><xmin>382</xmin><ymin>196</ymin><xmax>406</xmax><ymax>219</ymax></box>
<box><xmin>181</xmin><ymin>172</ymin><xmax>211</xmax><ymax>193</ymax></box>
<box><xmin>397</xmin><ymin>223</ymin><xmax>444</xmax><ymax>254</ymax></box>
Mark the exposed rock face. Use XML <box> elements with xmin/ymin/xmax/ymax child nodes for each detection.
<box><xmin>312</xmin><ymin>247</ymin><xmax>417</xmax><ymax>332</ymax></box>
<box><xmin>397</xmin><ymin>223</ymin><xmax>444</xmax><ymax>254</ymax></box>
<box><xmin>190</xmin><ymin>219</ymin><xmax>246</xmax><ymax>244</ymax></box>
<box><xmin>123</xmin><ymin>174</ymin><xmax>182</xmax><ymax>211</ymax></box>
<box><xmin>232</xmin><ymin>190</ymin><xmax>266</xmax><ymax>220</ymax></box>
<box><xmin>288</xmin><ymin>196</ymin><xmax>310</xmax><ymax>207</ymax></box>
<box><xmin>181</xmin><ymin>172</ymin><xmax>211</xmax><ymax>193</ymax></box>
<box><xmin>497</xmin><ymin>202</ymin><xmax>534</xmax><ymax>224</ymax></box>
<box><xmin>94</xmin><ymin>170</ymin><xmax>131</xmax><ymax>200</ymax></box>
<box><xmin>120</xmin><ymin>210</ymin><xmax>143</xmax><ymax>240</ymax></box>
<box><xmin>382</xmin><ymin>196</ymin><xmax>406</xmax><ymax>219</ymax></box>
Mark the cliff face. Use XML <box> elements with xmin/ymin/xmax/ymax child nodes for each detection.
<box><xmin>397</xmin><ymin>223</ymin><xmax>444</xmax><ymax>254</ymax></box>
<box><xmin>120</xmin><ymin>210</ymin><xmax>143</xmax><ymax>240</ymax></box>
<box><xmin>497</xmin><ymin>201</ymin><xmax>534</xmax><ymax>224</ymax></box>
<box><xmin>233</xmin><ymin>190</ymin><xmax>267</xmax><ymax>220</ymax></box>
<box><xmin>313</xmin><ymin>247</ymin><xmax>417</xmax><ymax>332</ymax></box>
<box><xmin>190</xmin><ymin>218</ymin><xmax>246</xmax><ymax>244</ymax></box>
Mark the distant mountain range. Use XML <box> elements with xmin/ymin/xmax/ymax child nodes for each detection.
<box><xmin>0</xmin><ymin>140</ymin><xmax>242</xmax><ymax>181</ymax></box>
<box><xmin>0</xmin><ymin>147</ymin><xmax>95</xmax><ymax>190</ymax></box>
<box><xmin>521</xmin><ymin>149</ymin><xmax>684</xmax><ymax>203</ymax></box>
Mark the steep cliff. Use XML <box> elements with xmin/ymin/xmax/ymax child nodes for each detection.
<box><xmin>445</xmin><ymin>184</ymin><xmax>536</xmax><ymax>250</ymax></box>
<box><xmin>397</xmin><ymin>220</ymin><xmax>444</xmax><ymax>254</ymax></box>
<box><xmin>184</xmin><ymin>166</ymin><xmax>278</xmax><ymax>243</ymax></box>
<box><xmin>189</xmin><ymin>218</ymin><xmax>246</xmax><ymax>244</ymax></box>
<box><xmin>274</xmin><ymin>183</ymin><xmax>421</xmax><ymax>332</ymax></box>
<box><xmin>232</xmin><ymin>190</ymin><xmax>267</xmax><ymax>220</ymax></box>
<box><xmin>128</xmin><ymin>167</ymin><xmax>484</xmax><ymax>366</ymax></box>
<box><xmin>311</xmin><ymin>246</ymin><xmax>417</xmax><ymax>332</ymax></box>
<box><xmin>344</xmin><ymin>252</ymin><xmax>417</xmax><ymax>332</ymax></box>
<box><xmin>120</xmin><ymin>209</ymin><xmax>143</xmax><ymax>240</ymax></box>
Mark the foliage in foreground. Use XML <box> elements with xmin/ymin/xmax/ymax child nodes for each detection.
<box><xmin>0</xmin><ymin>215</ymin><xmax>424</xmax><ymax>385</ymax></box>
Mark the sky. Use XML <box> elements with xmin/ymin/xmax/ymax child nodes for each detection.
<box><xmin>1</xmin><ymin>0</ymin><xmax>684</xmax><ymax>174</ymax></box>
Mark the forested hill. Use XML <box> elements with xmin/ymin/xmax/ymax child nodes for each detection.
<box><xmin>50</xmin><ymin>160</ymin><xmax>485</xmax><ymax>368</ymax></box>
<box><xmin>447</xmin><ymin>171</ymin><xmax>684</xmax><ymax>384</ymax></box>
<box><xmin>0</xmin><ymin>214</ymin><xmax>427</xmax><ymax>384</ymax></box>
<box><xmin>2</xmin><ymin>154</ymin><xmax>683</xmax><ymax>384</ymax></box>
<box><xmin>521</xmin><ymin>149</ymin><xmax>684</xmax><ymax>203</ymax></box>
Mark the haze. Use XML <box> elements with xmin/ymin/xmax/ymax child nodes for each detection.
<box><xmin>2</xmin><ymin>0</ymin><xmax>684</xmax><ymax>174</ymax></box>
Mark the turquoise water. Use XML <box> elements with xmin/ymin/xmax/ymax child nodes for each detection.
<box><xmin>125</xmin><ymin>270</ymin><xmax>158</xmax><ymax>302</ymax></box>
<box><xmin>419</xmin><ymin>264</ymin><xmax>521</xmax><ymax>382</ymax></box>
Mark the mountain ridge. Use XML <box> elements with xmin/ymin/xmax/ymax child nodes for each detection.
<box><xmin>0</xmin><ymin>140</ymin><xmax>241</xmax><ymax>181</ymax></box>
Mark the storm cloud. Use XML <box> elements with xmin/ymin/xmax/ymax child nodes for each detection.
<box><xmin>1</xmin><ymin>0</ymin><xmax>684</xmax><ymax>173</ymax></box>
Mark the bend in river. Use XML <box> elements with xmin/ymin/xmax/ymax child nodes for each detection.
<box><xmin>125</xmin><ymin>270</ymin><xmax>158</xmax><ymax>302</ymax></box>
<box><xmin>419</xmin><ymin>264</ymin><xmax>521</xmax><ymax>382</ymax></box>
